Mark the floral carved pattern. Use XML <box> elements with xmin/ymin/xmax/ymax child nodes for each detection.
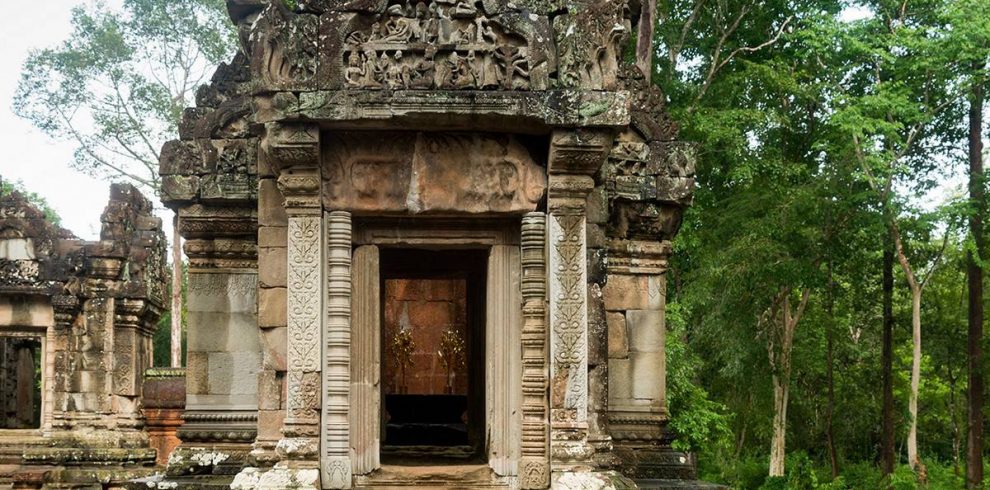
<box><xmin>549</xmin><ymin>212</ymin><xmax>587</xmax><ymax>421</ymax></box>
<box><xmin>288</xmin><ymin>217</ymin><xmax>322</xmax><ymax>373</ymax></box>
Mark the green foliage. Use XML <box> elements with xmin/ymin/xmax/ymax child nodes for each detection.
<box><xmin>153</xmin><ymin>261</ymin><xmax>188</xmax><ymax>367</ymax></box>
<box><xmin>0</xmin><ymin>178</ymin><xmax>63</xmax><ymax>226</ymax></box>
<box><xmin>656</xmin><ymin>0</ymin><xmax>990</xmax><ymax>486</ymax></box>
<box><xmin>13</xmin><ymin>0</ymin><xmax>236</xmax><ymax>192</ymax></box>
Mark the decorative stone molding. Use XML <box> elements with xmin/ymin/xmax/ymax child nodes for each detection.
<box><xmin>263</xmin><ymin>122</ymin><xmax>321</xmax><ymax>174</ymax></box>
<box><xmin>519</xmin><ymin>212</ymin><xmax>549</xmax><ymax>489</ymax></box>
<box><xmin>322</xmin><ymin>211</ymin><xmax>352</xmax><ymax>488</ymax></box>
<box><xmin>281</xmin><ymin>216</ymin><xmax>324</xmax><ymax>457</ymax></box>
<box><xmin>548</xmin><ymin>130</ymin><xmax>615</xmax><ymax>176</ymax></box>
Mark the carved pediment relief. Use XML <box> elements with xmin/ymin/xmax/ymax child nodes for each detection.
<box><xmin>323</xmin><ymin>131</ymin><xmax>547</xmax><ymax>214</ymax></box>
<box><xmin>249</xmin><ymin>0</ymin><xmax>554</xmax><ymax>91</ymax></box>
<box><xmin>338</xmin><ymin>0</ymin><xmax>550</xmax><ymax>90</ymax></box>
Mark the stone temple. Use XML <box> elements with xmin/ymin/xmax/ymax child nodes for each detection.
<box><xmin>0</xmin><ymin>0</ymin><xmax>705</xmax><ymax>488</ymax></box>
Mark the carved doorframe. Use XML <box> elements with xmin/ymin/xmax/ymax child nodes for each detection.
<box><xmin>350</xmin><ymin>219</ymin><xmax>526</xmax><ymax>482</ymax></box>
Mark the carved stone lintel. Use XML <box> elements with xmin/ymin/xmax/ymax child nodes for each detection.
<box><xmin>519</xmin><ymin>212</ymin><xmax>549</xmax><ymax>490</ymax></box>
<box><xmin>278</xmin><ymin>169</ymin><xmax>323</xmax><ymax>213</ymax></box>
<box><xmin>184</xmin><ymin>238</ymin><xmax>259</xmax><ymax>270</ymax></box>
<box><xmin>178</xmin><ymin>204</ymin><xmax>258</xmax><ymax>241</ymax></box>
<box><xmin>322</xmin><ymin>211</ymin><xmax>352</xmax><ymax>489</ymax></box>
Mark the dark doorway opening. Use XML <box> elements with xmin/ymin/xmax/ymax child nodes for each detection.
<box><xmin>380</xmin><ymin>248</ymin><xmax>487</xmax><ymax>463</ymax></box>
<box><xmin>0</xmin><ymin>336</ymin><xmax>42</xmax><ymax>429</ymax></box>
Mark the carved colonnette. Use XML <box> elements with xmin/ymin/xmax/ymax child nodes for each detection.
<box><xmin>322</xmin><ymin>211</ymin><xmax>352</xmax><ymax>488</ymax></box>
<box><xmin>519</xmin><ymin>212</ymin><xmax>549</xmax><ymax>489</ymax></box>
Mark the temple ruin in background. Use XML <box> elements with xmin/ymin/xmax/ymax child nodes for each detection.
<box><xmin>0</xmin><ymin>184</ymin><xmax>172</xmax><ymax>487</ymax></box>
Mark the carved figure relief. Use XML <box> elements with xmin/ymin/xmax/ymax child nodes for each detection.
<box><xmin>343</xmin><ymin>1</ymin><xmax>531</xmax><ymax>90</ymax></box>
<box><xmin>555</xmin><ymin>0</ymin><xmax>631</xmax><ymax>90</ymax></box>
<box><xmin>323</xmin><ymin>132</ymin><xmax>546</xmax><ymax>214</ymax></box>
<box><xmin>258</xmin><ymin>7</ymin><xmax>319</xmax><ymax>88</ymax></box>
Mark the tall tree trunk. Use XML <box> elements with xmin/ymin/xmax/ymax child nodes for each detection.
<box><xmin>635</xmin><ymin>0</ymin><xmax>656</xmax><ymax>79</ymax></box>
<box><xmin>767</xmin><ymin>290</ymin><xmax>811</xmax><ymax>478</ymax></box>
<box><xmin>892</xmin><ymin>229</ymin><xmax>922</xmax><ymax>470</ymax></box>
<box><xmin>825</xmin><ymin>262</ymin><xmax>839</xmax><ymax>478</ymax></box>
<box><xmin>769</xmin><ymin>371</ymin><xmax>790</xmax><ymax>477</ymax></box>
<box><xmin>882</xmin><ymin>238</ymin><xmax>896</xmax><ymax>475</ymax></box>
<box><xmin>171</xmin><ymin>214</ymin><xmax>182</xmax><ymax>368</ymax></box>
<box><xmin>906</xmin><ymin>280</ymin><xmax>921</xmax><ymax>469</ymax></box>
<box><xmin>966</xmin><ymin>67</ymin><xmax>985</xmax><ymax>489</ymax></box>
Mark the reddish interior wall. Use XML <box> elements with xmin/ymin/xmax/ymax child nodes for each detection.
<box><xmin>383</xmin><ymin>278</ymin><xmax>468</xmax><ymax>396</ymax></box>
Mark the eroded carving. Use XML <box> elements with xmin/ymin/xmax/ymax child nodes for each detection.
<box><xmin>554</xmin><ymin>0</ymin><xmax>630</xmax><ymax>90</ymax></box>
<box><xmin>323</xmin><ymin>132</ymin><xmax>546</xmax><ymax>214</ymax></box>
<box><xmin>343</xmin><ymin>1</ymin><xmax>531</xmax><ymax>90</ymax></box>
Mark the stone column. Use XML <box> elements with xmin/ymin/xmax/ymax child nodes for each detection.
<box><xmin>605</xmin><ymin>239</ymin><xmax>691</xmax><ymax>479</ymax></box>
<box><xmin>519</xmin><ymin>213</ymin><xmax>550</xmax><ymax>489</ymax></box>
<box><xmin>322</xmin><ymin>211</ymin><xmax>352</xmax><ymax>488</ymax></box>
<box><xmin>546</xmin><ymin>130</ymin><xmax>613</xmax><ymax>475</ymax></box>
<box><xmin>177</xmin><ymin>205</ymin><xmax>260</xmax><ymax>463</ymax></box>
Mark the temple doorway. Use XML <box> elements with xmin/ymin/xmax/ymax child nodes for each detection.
<box><xmin>379</xmin><ymin>248</ymin><xmax>487</xmax><ymax>463</ymax></box>
<box><xmin>0</xmin><ymin>336</ymin><xmax>42</xmax><ymax>430</ymax></box>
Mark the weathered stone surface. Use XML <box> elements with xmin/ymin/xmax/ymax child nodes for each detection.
<box><xmin>259</xmin><ymin>179</ymin><xmax>288</xmax><ymax>228</ymax></box>
<box><xmin>607</xmin><ymin>312</ymin><xmax>628</xmax><ymax>358</ymax></box>
<box><xmin>260</xmin><ymin>326</ymin><xmax>288</xmax><ymax>371</ymax></box>
<box><xmin>602</xmin><ymin>274</ymin><xmax>664</xmax><ymax>311</ymax></box>
<box><xmin>258</xmin><ymin>246</ymin><xmax>287</xmax><ymax>288</ymax></box>
<box><xmin>323</xmin><ymin>131</ymin><xmax>546</xmax><ymax>214</ymax></box>
<box><xmin>258</xmin><ymin>287</ymin><xmax>287</xmax><ymax>328</ymax></box>
<box><xmin>626</xmin><ymin>309</ymin><xmax>664</xmax><ymax>353</ymax></box>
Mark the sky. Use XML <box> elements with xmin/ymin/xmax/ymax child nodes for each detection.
<box><xmin>0</xmin><ymin>0</ymin><xmax>140</xmax><ymax>241</ymax></box>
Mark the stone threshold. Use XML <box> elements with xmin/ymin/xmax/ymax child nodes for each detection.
<box><xmin>353</xmin><ymin>463</ymin><xmax>509</xmax><ymax>488</ymax></box>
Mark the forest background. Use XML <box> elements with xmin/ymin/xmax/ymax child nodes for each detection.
<box><xmin>3</xmin><ymin>0</ymin><xmax>990</xmax><ymax>488</ymax></box>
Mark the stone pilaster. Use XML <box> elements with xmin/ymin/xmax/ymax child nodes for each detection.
<box><xmin>277</xmin><ymin>171</ymin><xmax>323</xmax><ymax>466</ymax></box>
<box><xmin>605</xmin><ymin>239</ymin><xmax>693</xmax><ymax>480</ymax></box>
<box><xmin>322</xmin><ymin>211</ymin><xmax>352</xmax><ymax>488</ymax></box>
<box><xmin>546</xmin><ymin>130</ymin><xmax>613</xmax><ymax>475</ymax></box>
<box><xmin>519</xmin><ymin>213</ymin><xmax>550</xmax><ymax>489</ymax></box>
<box><xmin>177</xmin><ymin>204</ymin><xmax>259</xmax><ymax>461</ymax></box>
<box><xmin>487</xmin><ymin>244</ymin><xmax>522</xmax><ymax>477</ymax></box>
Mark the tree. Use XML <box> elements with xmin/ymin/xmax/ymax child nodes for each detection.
<box><xmin>828</xmin><ymin>0</ymin><xmax>966</xmax><ymax>471</ymax></box>
<box><xmin>940</xmin><ymin>1</ymin><xmax>990</xmax><ymax>485</ymax></box>
<box><xmin>13</xmin><ymin>0</ymin><xmax>236</xmax><ymax>367</ymax></box>
<box><xmin>0</xmin><ymin>177</ymin><xmax>63</xmax><ymax>227</ymax></box>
